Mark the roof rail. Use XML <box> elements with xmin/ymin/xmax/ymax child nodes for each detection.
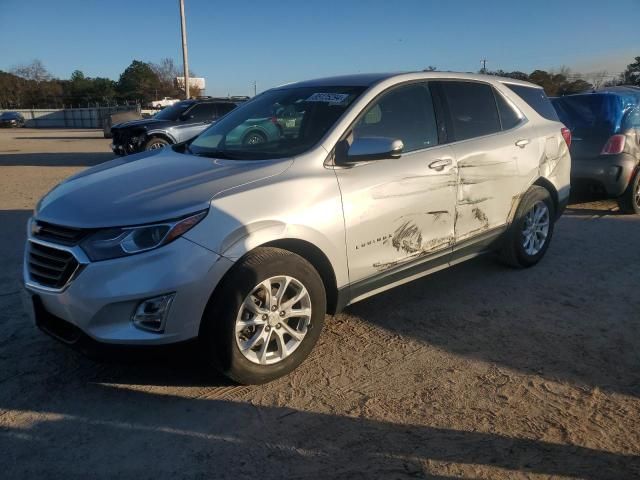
<box><xmin>195</xmin><ymin>95</ymin><xmax>250</xmax><ymax>101</ymax></box>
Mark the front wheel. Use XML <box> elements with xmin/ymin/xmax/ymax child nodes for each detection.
<box><xmin>199</xmin><ymin>247</ymin><xmax>326</xmax><ymax>384</ymax></box>
<box><xmin>499</xmin><ymin>186</ymin><xmax>555</xmax><ymax>268</ymax></box>
<box><xmin>617</xmin><ymin>169</ymin><xmax>640</xmax><ymax>215</ymax></box>
<box><xmin>144</xmin><ymin>137</ymin><xmax>170</xmax><ymax>151</ymax></box>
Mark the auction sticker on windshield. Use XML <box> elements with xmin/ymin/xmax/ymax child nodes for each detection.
<box><xmin>306</xmin><ymin>93</ymin><xmax>350</xmax><ymax>104</ymax></box>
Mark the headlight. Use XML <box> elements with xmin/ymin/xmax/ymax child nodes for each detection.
<box><xmin>80</xmin><ymin>210</ymin><xmax>207</xmax><ymax>261</ymax></box>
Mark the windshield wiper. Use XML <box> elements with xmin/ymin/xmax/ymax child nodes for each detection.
<box><xmin>191</xmin><ymin>149</ymin><xmax>243</xmax><ymax>160</ymax></box>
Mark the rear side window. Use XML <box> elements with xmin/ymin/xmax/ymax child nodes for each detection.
<box><xmin>494</xmin><ymin>89</ymin><xmax>523</xmax><ymax>130</ymax></box>
<box><xmin>504</xmin><ymin>84</ymin><xmax>559</xmax><ymax>121</ymax></box>
<box><xmin>438</xmin><ymin>81</ymin><xmax>501</xmax><ymax>141</ymax></box>
<box><xmin>354</xmin><ymin>82</ymin><xmax>438</xmax><ymax>152</ymax></box>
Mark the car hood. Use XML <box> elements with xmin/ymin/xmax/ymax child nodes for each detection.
<box><xmin>35</xmin><ymin>148</ymin><xmax>293</xmax><ymax>228</ymax></box>
<box><xmin>112</xmin><ymin>118</ymin><xmax>168</xmax><ymax>129</ymax></box>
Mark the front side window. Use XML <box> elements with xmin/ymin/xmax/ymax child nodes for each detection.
<box><xmin>187</xmin><ymin>103</ymin><xmax>217</xmax><ymax>122</ymax></box>
<box><xmin>353</xmin><ymin>83</ymin><xmax>438</xmax><ymax>152</ymax></box>
<box><xmin>438</xmin><ymin>81</ymin><xmax>501</xmax><ymax>141</ymax></box>
<box><xmin>189</xmin><ymin>86</ymin><xmax>365</xmax><ymax>159</ymax></box>
<box><xmin>154</xmin><ymin>101</ymin><xmax>193</xmax><ymax>121</ymax></box>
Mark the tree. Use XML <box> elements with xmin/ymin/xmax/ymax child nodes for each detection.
<box><xmin>621</xmin><ymin>56</ymin><xmax>640</xmax><ymax>86</ymax></box>
<box><xmin>11</xmin><ymin>59</ymin><xmax>52</xmax><ymax>82</ymax></box>
<box><xmin>116</xmin><ymin>60</ymin><xmax>162</xmax><ymax>104</ymax></box>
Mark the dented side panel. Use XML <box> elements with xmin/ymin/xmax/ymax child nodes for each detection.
<box><xmin>451</xmin><ymin>126</ymin><xmax>537</xmax><ymax>242</ymax></box>
<box><xmin>335</xmin><ymin>145</ymin><xmax>457</xmax><ymax>282</ymax></box>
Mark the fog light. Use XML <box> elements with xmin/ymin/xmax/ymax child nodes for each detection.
<box><xmin>132</xmin><ymin>293</ymin><xmax>175</xmax><ymax>332</ymax></box>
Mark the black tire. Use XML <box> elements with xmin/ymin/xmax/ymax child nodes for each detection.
<box><xmin>242</xmin><ymin>130</ymin><xmax>267</xmax><ymax>146</ymax></box>
<box><xmin>499</xmin><ymin>185</ymin><xmax>556</xmax><ymax>268</ymax></box>
<box><xmin>144</xmin><ymin>136</ymin><xmax>170</xmax><ymax>151</ymax></box>
<box><xmin>617</xmin><ymin>169</ymin><xmax>640</xmax><ymax>215</ymax></box>
<box><xmin>199</xmin><ymin>247</ymin><xmax>326</xmax><ymax>385</ymax></box>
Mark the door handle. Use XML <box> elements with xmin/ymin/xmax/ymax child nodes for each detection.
<box><xmin>515</xmin><ymin>139</ymin><xmax>530</xmax><ymax>148</ymax></box>
<box><xmin>429</xmin><ymin>158</ymin><xmax>452</xmax><ymax>171</ymax></box>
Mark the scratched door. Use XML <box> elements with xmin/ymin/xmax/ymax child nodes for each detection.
<box><xmin>335</xmin><ymin>82</ymin><xmax>457</xmax><ymax>283</ymax></box>
<box><xmin>434</xmin><ymin>80</ymin><xmax>525</xmax><ymax>243</ymax></box>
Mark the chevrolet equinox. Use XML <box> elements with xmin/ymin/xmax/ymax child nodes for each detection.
<box><xmin>24</xmin><ymin>72</ymin><xmax>571</xmax><ymax>384</ymax></box>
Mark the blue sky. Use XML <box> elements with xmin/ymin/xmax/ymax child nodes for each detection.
<box><xmin>1</xmin><ymin>0</ymin><xmax>638</xmax><ymax>96</ymax></box>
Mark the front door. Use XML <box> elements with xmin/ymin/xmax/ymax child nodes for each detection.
<box><xmin>335</xmin><ymin>82</ymin><xmax>458</xmax><ymax>285</ymax></box>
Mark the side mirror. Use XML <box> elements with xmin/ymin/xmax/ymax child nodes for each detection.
<box><xmin>335</xmin><ymin>137</ymin><xmax>404</xmax><ymax>165</ymax></box>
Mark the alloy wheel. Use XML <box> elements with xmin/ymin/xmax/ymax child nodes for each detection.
<box><xmin>235</xmin><ymin>275</ymin><xmax>312</xmax><ymax>365</ymax></box>
<box><xmin>522</xmin><ymin>201</ymin><xmax>550</xmax><ymax>256</ymax></box>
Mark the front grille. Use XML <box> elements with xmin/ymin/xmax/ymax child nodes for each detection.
<box><xmin>33</xmin><ymin>220</ymin><xmax>87</xmax><ymax>246</ymax></box>
<box><xmin>27</xmin><ymin>242</ymin><xmax>80</xmax><ymax>289</ymax></box>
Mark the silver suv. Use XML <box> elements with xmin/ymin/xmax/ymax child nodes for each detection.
<box><xmin>24</xmin><ymin>72</ymin><xmax>571</xmax><ymax>384</ymax></box>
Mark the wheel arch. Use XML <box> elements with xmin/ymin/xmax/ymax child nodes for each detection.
<box><xmin>261</xmin><ymin>238</ymin><xmax>339</xmax><ymax>315</ymax></box>
<box><xmin>145</xmin><ymin>130</ymin><xmax>176</xmax><ymax>144</ymax></box>
<box><xmin>532</xmin><ymin>176</ymin><xmax>559</xmax><ymax>213</ymax></box>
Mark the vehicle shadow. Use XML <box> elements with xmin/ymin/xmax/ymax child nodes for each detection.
<box><xmin>0</xmin><ymin>383</ymin><xmax>637</xmax><ymax>479</ymax></box>
<box><xmin>0</xmin><ymin>152</ymin><xmax>115</xmax><ymax>167</ymax></box>
<box><xmin>344</xmin><ymin>212</ymin><xmax>640</xmax><ymax>398</ymax></box>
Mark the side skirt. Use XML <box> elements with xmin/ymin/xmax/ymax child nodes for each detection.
<box><xmin>335</xmin><ymin>225</ymin><xmax>507</xmax><ymax>312</ymax></box>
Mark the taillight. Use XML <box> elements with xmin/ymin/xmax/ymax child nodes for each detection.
<box><xmin>601</xmin><ymin>135</ymin><xmax>626</xmax><ymax>155</ymax></box>
<box><xmin>561</xmin><ymin>127</ymin><xmax>571</xmax><ymax>148</ymax></box>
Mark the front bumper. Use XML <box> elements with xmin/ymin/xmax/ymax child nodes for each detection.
<box><xmin>571</xmin><ymin>154</ymin><xmax>637</xmax><ymax>197</ymax></box>
<box><xmin>24</xmin><ymin>237</ymin><xmax>234</xmax><ymax>345</ymax></box>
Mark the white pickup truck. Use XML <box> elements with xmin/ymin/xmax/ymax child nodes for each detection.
<box><xmin>150</xmin><ymin>97</ymin><xmax>180</xmax><ymax>109</ymax></box>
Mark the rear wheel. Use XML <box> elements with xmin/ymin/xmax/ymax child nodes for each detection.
<box><xmin>199</xmin><ymin>247</ymin><xmax>326</xmax><ymax>384</ymax></box>
<box><xmin>144</xmin><ymin>137</ymin><xmax>170</xmax><ymax>151</ymax></box>
<box><xmin>499</xmin><ymin>186</ymin><xmax>555</xmax><ymax>268</ymax></box>
<box><xmin>242</xmin><ymin>131</ymin><xmax>267</xmax><ymax>146</ymax></box>
<box><xmin>617</xmin><ymin>169</ymin><xmax>640</xmax><ymax>215</ymax></box>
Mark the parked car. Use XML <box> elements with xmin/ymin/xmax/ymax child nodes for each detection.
<box><xmin>0</xmin><ymin>111</ymin><xmax>26</xmax><ymax>128</ymax></box>
<box><xmin>552</xmin><ymin>87</ymin><xmax>640</xmax><ymax>213</ymax></box>
<box><xmin>150</xmin><ymin>97</ymin><xmax>180</xmax><ymax>109</ymax></box>
<box><xmin>24</xmin><ymin>72</ymin><xmax>570</xmax><ymax>384</ymax></box>
<box><xmin>110</xmin><ymin>97</ymin><xmax>248</xmax><ymax>155</ymax></box>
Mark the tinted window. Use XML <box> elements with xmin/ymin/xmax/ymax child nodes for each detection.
<box><xmin>154</xmin><ymin>101</ymin><xmax>193</xmax><ymax>121</ymax></box>
<box><xmin>188</xmin><ymin>103</ymin><xmax>217</xmax><ymax>122</ymax></box>
<box><xmin>504</xmin><ymin>84</ymin><xmax>559</xmax><ymax>121</ymax></box>
<box><xmin>439</xmin><ymin>81</ymin><xmax>501</xmax><ymax>141</ymax></box>
<box><xmin>217</xmin><ymin>103</ymin><xmax>237</xmax><ymax>116</ymax></box>
<box><xmin>494</xmin><ymin>89</ymin><xmax>522</xmax><ymax>130</ymax></box>
<box><xmin>353</xmin><ymin>83</ymin><xmax>438</xmax><ymax>152</ymax></box>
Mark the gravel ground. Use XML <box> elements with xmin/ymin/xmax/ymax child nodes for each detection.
<box><xmin>0</xmin><ymin>129</ymin><xmax>639</xmax><ymax>479</ymax></box>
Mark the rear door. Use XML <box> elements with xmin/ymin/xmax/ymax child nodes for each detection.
<box><xmin>434</xmin><ymin>80</ymin><xmax>536</xmax><ymax>243</ymax></box>
<box><xmin>336</xmin><ymin>82</ymin><xmax>457</xmax><ymax>284</ymax></box>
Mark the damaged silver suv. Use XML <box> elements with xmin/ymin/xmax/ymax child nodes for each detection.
<box><xmin>24</xmin><ymin>72</ymin><xmax>570</xmax><ymax>384</ymax></box>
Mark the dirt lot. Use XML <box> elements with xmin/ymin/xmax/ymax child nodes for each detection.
<box><xmin>0</xmin><ymin>128</ymin><xmax>639</xmax><ymax>479</ymax></box>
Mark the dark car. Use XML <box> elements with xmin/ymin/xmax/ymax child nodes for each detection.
<box><xmin>0</xmin><ymin>111</ymin><xmax>26</xmax><ymax>128</ymax></box>
<box><xmin>110</xmin><ymin>97</ymin><xmax>248</xmax><ymax>155</ymax></box>
<box><xmin>552</xmin><ymin>86</ymin><xmax>640</xmax><ymax>214</ymax></box>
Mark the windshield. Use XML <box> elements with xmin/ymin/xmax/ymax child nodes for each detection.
<box><xmin>154</xmin><ymin>101</ymin><xmax>193</xmax><ymax>121</ymax></box>
<box><xmin>189</xmin><ymin>86</ymin><xmax>366</xmax><ymax>159</ymax></box>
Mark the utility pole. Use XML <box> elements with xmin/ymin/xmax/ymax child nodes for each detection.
<box><xmin>179</xmin><ymin>0</ymin><xmax>190</xmax><ymax>99</ymax></box>
<box><xmin>480</xmin><ymin>58</ymin><xmax>487</xmax><ymax>74</ymax></box>
<box><xmin>253</xmin><ymin>81</ymin><xmax>257</xmax><ymax>97</ymax></box>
